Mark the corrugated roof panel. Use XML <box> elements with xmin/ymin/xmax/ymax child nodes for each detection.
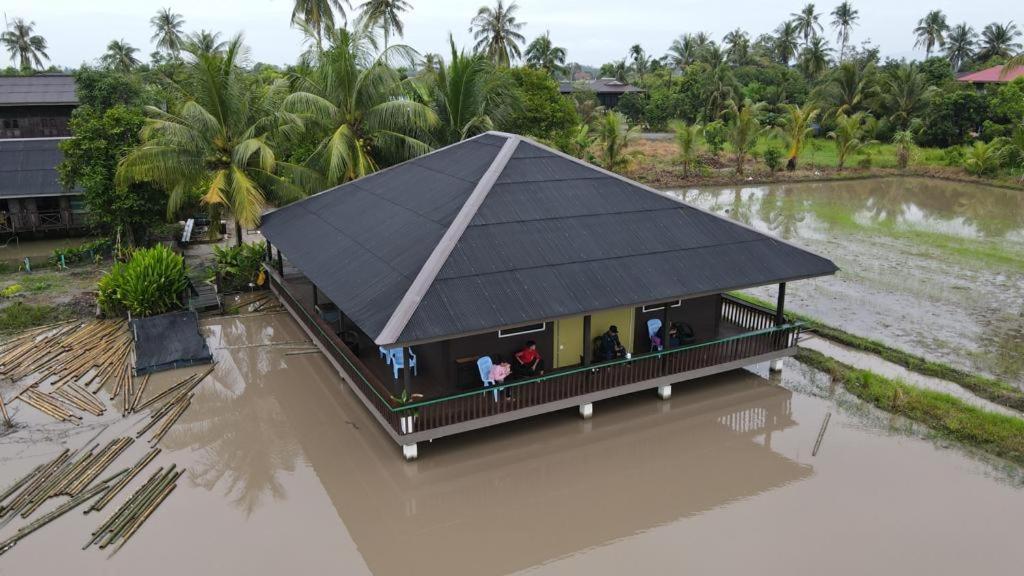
<box><xmin>0</xmin><ymin>138</ymin><xmax>78</xmax><ymax>198</ymax></box>
<box><xmin>0</xmin><ymin>75</ymin><xmax>78</xmax><ymax>106</ymax></box>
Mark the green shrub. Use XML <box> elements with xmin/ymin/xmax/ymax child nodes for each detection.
<box><xmin>97</xmin><ymin>245</ymin><xmax>187</xmax><ymax>317</ymax></box>
<box><xmin>1</xmin><ymin>284</ymin><xmax>22</xmax><ymax>298</ymax></box>
<box><xmin>212</xmin><ymin>241</ymin><xmax>266</xmax><ymax>292</ymax></box>
<box><xmin>49</xmin><ymin>238</ymin><xmax>113</xmax><ymax>267</ymax></box>
<box><xmin>703</xmin><ymin>120</ymin><xmax>727</xmax><ymax>156</ymax></box>
<box><xmin>762</xmin><ymin>147</ymin><xmax>783</xmax><ymax>173</ymax></box>
<box><xmin>963</xmin><ymin>141</ymin><xmax>1002</xmax><ymax>176</ymax></box>
<box><xmin>942</xmin><ymin>146</ymin><xmax>966</xmax><ymax>167</ymax></box>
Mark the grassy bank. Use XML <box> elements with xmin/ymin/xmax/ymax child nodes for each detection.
<box><xmin>797</xmin><ymin>348</ymin><xmax>1024</xmax><ymax>467</ymax></box>
<box><xmin>732</xmin><ymin>292</ymin><xmax>1024</xmax><ymax>412</ymax></box>
<box><xmin>0</xmin><ymin>302</ymin><xmax>75</xmax><ymax>334</ymax></box>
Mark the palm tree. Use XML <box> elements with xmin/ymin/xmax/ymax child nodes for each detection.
<box><xmin>774</xmin><ymin>21</ymin><xmax>801</xmax><ymax>66</ymax></box>
<box><xmin>292</xmin><ymin>0</ymin><xmax>352</xmax><ymax>50</ymax></box>
<box><xmin>891</xmin><ymin>130</ymin><xmax>915</xmax><ymax>170</ymax></box>
<box><xmin>1</xmin><ymin>18</ymin><xmax>49</xmax><ymax>71</ymax></box>
<box><xmin>828</xmin><ymin>112</ymin><xmax>867</xmax><ymax>170</ymax></box>
<box><xmin>284</xmin><ymin>27</ymin><xmax>437</xmax><ymax>186</ymax></box>
<box><xmin>791</xmin><ymin>3</ymin><xmax>823</xmax><ymax>45</ymax></box>
<box><xmin>629</xmin><ymin>44</ymin><xmax>648</xmax><ymax>86</ymax></box>
<box><xmin>184</xmin><ymin>30</ymin><xmax>228</xmax><ymax>57</ymax></box>
<box><xmin>524</xmin><ymin>31</ymin><xmax>567</xmax><ymax>76</ymax></box>
<box><xmin>778</xmin><ymin>104</ymin><xmax>819</xmax><ymax>170</ymax></box>
<box><xmin>799</xmin><ymin>37</ymin><xmax>832</xmax><ymax>80</ymax></box>
<box><xmin>150</xmin><ymin>8</ymin><xmax>185</xmax><ymax>57</ymax></box>
<box><xmin>470</xmin><ymin>1</ymin><xmax>526</xmax><ymax>67</ymax></box>
<box><xmin>979</xmin><ymin>22</ymin><xmax>1022</xmax><ymax>61</ymax></box>
<box><xmin>880</xmin><ymin>64</ymin><xmax>935</xmax><ymax>130</ymax></box>
<box><xmin>723</xmin><ymin>29</ymin><xmax>750</xmax><ymax>66</ymax></box>
<box><xmin>830</xmin><ymin>2</ymin><xmax>859</xmax><ymax>61</ymax></box>
<box><xmin>594</xmin><ymin>111</ymin><xmax>639</xmax><ymax>172</ymax></box>
<box><xmin>813</xmin><ymin>60</ymin><xmax>875</xmax><ymax>117</ymax></box>
<box><xmin>567</xmin><ymin>123</ymin><xmax>596</xmax><ymax>162</ymax></box>
<box><xmin>424</xmin><ymin>37</ymin><xmax>511</xmax><ymax>145</ymax></box>
<box><xmin>723</xmin><ymin>99</ymin><xmax>765</xmax><ymax>175</ymax></box>
<box><xmin>668</xmin><ymin>33</ymin><xmax>703</xmax><ymax>70</ymax></box>
<box><xmin>945</xmin><ymin>23</ymin><xmax>977</xmax><ymax>72</ymax></box>
<box><xmin>358</xmin><ymin>0</ymin><xmax>411</xmax><ymax>50</ymax></box>
<box><xmin>914</xmin><ymin>10</ymin><xmax>950</xmax><ymax>58</ymax></box>
<box><xmin>670</xmin><ymin>120</ymin><xmax>702</xmax><ymax>177</ymax></box>
<box><xmin>1005</xmin><ymin>53</ymin><xmax>1024</xmax><ymax>79</ymax></box>
<box><xmin>100</xmin><ymin>39</ymin><xmax>141</xmax><ymax>73</ymax></box>
<box><xmin>117</xmin><ymin>36</ymin><xmax>308</xmax><ymax>245</ymax></box>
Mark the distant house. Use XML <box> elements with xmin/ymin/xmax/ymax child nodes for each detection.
<box><xmin>559</xmin><ymin>78</ymin><xmax>644</xmax><ymax>108</ymax></box>
<box><xmin>0</xmin><ymin>74</ymin><xmax>86</xmax><ymax>236</ymax></box>
<box><xmin>956</xmin><ymin>65</ymin><xmax>1024</xmax><ymax>86</ymax></box>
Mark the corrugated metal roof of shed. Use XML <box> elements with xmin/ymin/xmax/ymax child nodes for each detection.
<box><xmin>0</xmin><ymin>75</ymin><xmax>78</xmax><ymax>106</ymax></box>
<box><xmin>0</xmin><ymin>138</ymin><xmax>78</xmax><ymax>198</ymax></box>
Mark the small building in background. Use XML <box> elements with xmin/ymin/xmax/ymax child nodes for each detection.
<box><xmin>559</xmin><ymin>77</ymin><xmax>644</xmax><ymax>108</ymax></box>
<box><xmin>956</xmin><ymin>65</ymin><xmax>1024</xmax><ymax>87</ymax></box>
<box><xmin>0</xmin><ymin>74</ymin><xmax>87</xmax><ymax>237</ymax></box>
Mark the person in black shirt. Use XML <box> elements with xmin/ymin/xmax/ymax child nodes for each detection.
<box><xmin>598</xmin><ymin>325</ymin><xmax>627</xmax><ymax>361</ymax></box>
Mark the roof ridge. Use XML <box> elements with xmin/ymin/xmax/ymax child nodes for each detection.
<box><xmin>375</xmin><ymin>134</ymin><xmax>521</xmax><ymax>345</ymax></box>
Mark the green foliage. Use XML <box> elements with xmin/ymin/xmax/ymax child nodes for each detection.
<box><xmin>892</xmin><ymin>130</ymin><xmax>916</xmax><ymax>170</ymax></box>
<box><xmin>593</xmin><ymin>111</ymin><xmax>640</xmax><ymax>171</ymax></box>
<box><xmin>213</xmin><ymin>241</ymin><xmax>267</xmax><ymax>291</ymax></box>
<box><xmin>919</xmin><ymin>88</ymin><xmax>988</xmax><ymax>147</ymax></box>
<box><xmin>987</xmin><ymin>77</ymin><xmax>1024</xmax><ymax>127</ymax></box>
<box><xmin>0</xmin><ymin>303</ymin><xmax>74</xmax><ymax>334</ymax></box>
<box><xmin>1</xmin><ymin>284</ymin><xmax>23</xmax><ymax>298</ymax></box>
<box><xmin>724</xmin><ymin>99</ymin><xmax>766</xmax><ymax>175</ymax></box>
<box><xmin>670</xmin><ymin>120</ymin><xmax>702</xmax><ymax>177</ymax></box>
<box><xmin>498</xmin><ymin>67</ymin><xmax>579</xmax><ymax>148</ymax></box>
<box><xmin>48</xmin><ymin>239</ymin><xmax>113</xmax><ymax>267</ymax></box>
<box><xmin>963</xmin><ymin>140</ymin><xmax>1002</xmax><ymax>176</ymax></box>
<box><xmin>941</xmin><ymin>146</ymin><xmax>966</xmax><ymax>167</ymax></box>
<box><xmin>73</xmin><ymin>66</ymin><xmax>143</xmax><ymax>109</ymax></box>
<box><xmin>703</xmin><ymin>120</ymin><xmax>727</xmax><ymax>156</ymax></box>
<box><xmin>97</xmin><ymin>245</ymin><xmax>187</xmax><ymax>317</ymax></box>
<box><xmin>762</xmin><ymin>146</ymin><xmax>783</xmax><ymax>173</ymax></box>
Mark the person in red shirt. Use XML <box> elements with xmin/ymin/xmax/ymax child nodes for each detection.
<box><xmin>513</xmin><ymin>340</ymin><xmax>545</xmax><ymax>377</ymax></box>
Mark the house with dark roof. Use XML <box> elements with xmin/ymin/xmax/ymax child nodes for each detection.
<box><xmin>0</xmin><ymin>74</ymin><xmax>86</xmax><ymax>236</ymax></box>
<box><xmin>260</xmin><ymin>132</ymin><xmax>837</xmax><ymax>459</ymax></box>
<box><xmin>559</xmin><ymin>78</ymin><xmax>644</xmax><ymax>108</ymax></box>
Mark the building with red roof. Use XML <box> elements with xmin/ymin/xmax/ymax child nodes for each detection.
<box><xmin>957</xmin><ymin>65</ymin><xmax>1024</xmax><ymax>85</ymax></box>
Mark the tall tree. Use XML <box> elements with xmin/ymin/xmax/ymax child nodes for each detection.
<box><xmin>774</xmin><ymin>21</ymin><xmax>801</xmax><ymax>66</ymax></box>
<box><xmin>791</xmin><ymin>3</ymin><xmax>823</xmax><ymax>45</ymax></box>
<box><xmin>945</xmin><ymin>23</ymin><xmax>977</xmax><ymax>72</ymax></box>
<box><xmin>629</xmin><ymin>44</ymin><xmax>648</xmax><ymax>85</ymax></box>
<box><xmin>117</xmin><ymin>35</ymin><xmax>309</xmax><ymax>245</ymax></box>
<box><xmin>881</xmin><ymin>64</ymin><xmax>936</xmax><ymax>130</ymax></box>
<box><xmin>799</xmin><ymin>36</ymin><xmax>832</xmax><ymax>80</ymax></box>
<box><xmin>914</xmin><ymin>10</ymin><xmax>950</xmax><ymax>58</ymax></box>
<box><xmin>358</xmin><ymin>0</ymin><xmax>411</xmax><ymax>50</ymax></box>
<box><xmin>524</xmin><ymin>31</ymin><xmax>567</xmax><ymax>76</ymax></box>
<box><xmin>424</xmin><ymin>37</ymin><xmax>511</xmax><ymax>145</ymax></box>
<box><xmin>1</xmin><ymin>18</ymin><xmax>49</xmax><ymax>71</ymax></box>
<box><xmin>979</xmin><ymin>21</ymin><xmax>1022</xmax><ymax>61</ymax></box>
<box><xmin>830</xmin><ymin>2</ymin><xmax>859</xmax><ymax>61</ymax></box>
<box><xmin>292</xmin><ymin>0</ymin><xmax>352</xmax><ymax>50</ymax></box>
<box><xmin>184</xmin><ymin>30</ymin><xmax>228</xmax><ymax>57</ymax></box>
<box><xmin>667</xmin><ymin>33</ymin><xmax>706</xmax><ymax>70</ymax></box>
<box><xmin>723</xmin><ymin>29</ymin><xmax>751</xmax><ymax>66</ymax></box>
<box><xmin>100</xmin><ymin>40</ymin><xmax>141</xmax><ymax>73</ymax></box>
<box><xmin>150</xmin><ymin>8</ymin><xmax>185</xmax><ymax>57</ymax></box>
<box><xmin>284</xmin><ymin>27</ymin><xmax>437</xmax><ymax>186</ymax></box>
<box><xmin>470</xmin><ymin>1</ymin><xmax>526</xmax><ymax>67</ymax></box>
<box><xmin>814</xmin><ymin>60</ymin><xmax>875</xmax><ymax>117</ymax></box>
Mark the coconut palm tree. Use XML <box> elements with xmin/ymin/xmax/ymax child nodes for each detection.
<box><xmin>778</xmin><ymin>104</ymin><xmax>819</xmax><ymax>170</ymax></box>
<box><xmin>424</xmin><ymin>37</ymin><xmax>512</xmax><ymax>145</ymax></box>
<box><xmin>880</xmin><ymin>64</ymin><xmax>935</xmax><ymax>130</ymax></box>
<box><xmin>723</xmin><ymin>29</ymin><xmax>751</xmax><ymax>66</ymax></box>
<box><xmin>292</xmin><ymin>0</ymin><xmax>352</xmax><ymax>50</ymax></box>
<box><xmin>524</xmin><ymin>31</ymin><xmax>567</xmax><ymax>76</ymax></box>
<box><xmin>629</xmin><ymin>44</ymin><xmax>648</xmax><ymax>86</ymax></box>
<box><xmin>813</xmin><ymin>60</ymin><xmax>875</xmax><ymax>117</ymax></box>
<box><xmin>914</xmin><ymin>10</ymin><xmax>950</xmax><ymax>58</ymax></box>
<box><xmin>830</xmin><ymin>2</ymin><xmax>859</xmax><ymax>61</ymax></box>
<box><xmin>150</xmin><ymin>8</ymin><xmax>186</xmax><ymax>57</ymax></box>
<box><xmin>117</xmin><ymin>35</ymin><xmax>309</xmax><ymax>245</ymax></box>
<box><xmin>358</xmin><ymin>0</ymin><xmax>411</xmax><ymax>50</ymax></box>
<box><xmin>774</xmin><ymin>21</ymin><xmax>801</xmax><ymax>66</ymax></box>
<box><xmin>1</xmin><ymin>18</ymin><xmax>49</xmax><ymax>71</ymax></box>
<box><xmin>702</xmin><ymin>50</ymin><xmax>739</xmax><ymax>120</ymax></box>
<box><xmin>791</xmin><ymin>3</ymin><xmax>823</xmax><ymax>45</ymax></box>
<box><xmin>979</xmin><ymin>22</ymin><xmax>1022</xmax><ymax>61</ymax></box>
<box><xmin>594</xmin><ymin>111</ymin><xmax>639</xmax><ymax>172</ymax></box>
<box><xmin>723</xmin><ymin>99</ymin><xmax>765</xmax><ymax>175</ymax></box>
<box><xmin>799</xmin><ymin>37</ymin><xmax>832</xmax><ymax>80</ymax></box>
<box><xmin>945</xmin><ymin>23</ymin><xmax>977</xmax><ymax>72</ymax></box>
<box><xmin>667</xmin><ymin>34</ymin><xmax>701</xmax><ymax>70</ymax></box>
<box><xmin>1005</xmin><ymin>53</ymin><xmax>1024</xmax><ymax>79</ymax></box>
<box><xmin>891</xmin><ymin>130</ymin><xmax>915</xmax><ymax>170</ymax></box>
<box><xmin>100</xmin><ymin>39</ymin><xmax>141</xmax><ymax>73</ymax></box>
<box><xmin>184</xmin><ymin>30</ymin><xmax>228</xmax><ymax>57</ymax></box>
<box><xmin>470</xmin><ymin>1</ymin><xmax>526</xmax><ymax>67</ymax></box>
<box><xmin>284</xmin><ymin>27</ymin><xmax>437</xmax><ymax>186</ymax></box>
<box><xmin>670</xmin><ymin>120</ymin><xmax>702</xmax><ymax>177</ymax></box>
<box><xmin>828</xmin><ymin>112</ymin><xmax>868</xmax><ymax>170</ymax></box>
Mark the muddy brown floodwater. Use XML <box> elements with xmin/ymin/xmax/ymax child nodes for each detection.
<box><xmin>1</xmin><ymin>311</ymin><xmax>1022</xmax><ymax>575</ymax></box>
<box><xmin>673</xmin><ymin>177</ymin><xmax>1024</xmax><ymax>388</ymax></box>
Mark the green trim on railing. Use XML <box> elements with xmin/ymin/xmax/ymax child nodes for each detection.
<box><xmin>392</xmin><ymin>321</ymin><xmax>805</xmax><ymax>412</ymax></box>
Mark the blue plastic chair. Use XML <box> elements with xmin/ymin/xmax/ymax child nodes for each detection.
<box><xmin>647</xmin><ymin>318</ymin><xmax>663</xmax><ymax>351</ymax></box>
<box><xmin>379</xmin><ymin>346</ymin><xmax>391</xmax><ymax>364</ymax></box>
<box><xmin>390</xmin><ymin>348</ymin><xmax>417</xmax><ymax>380</ymax></box>
<box><xmin>477</xmin><ymin>356</ymin><xmax>498</xmax><ymax>401</ymax></box>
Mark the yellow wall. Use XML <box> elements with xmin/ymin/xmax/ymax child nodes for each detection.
<box><xmin>589</xmin><ymin>308</ymin><xmax>635</xmax><ymax>353</ymax></box>
<box><xmin>553</xmin><ymin>316</ymin><xmax>584</xmax><ymax>368</ymax></box>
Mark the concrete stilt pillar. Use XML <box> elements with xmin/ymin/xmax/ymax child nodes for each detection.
<box><xmin>402</xmin><ymin>443</ymin><xmax>418</xmax><ymax>461</ymax></box>
<box><xmin>579</xmin><ymin>403</ymin><xmax>593</xmax><ymax>419</ymax></box>
<box><xmin>770</xmin><ymin>358</ymin><xmax>784</xmax><ymax>372</ymax></box>
<box><xmin>657</xmin><ymin>385</ymin><xmax>672</xmax><ymax>400</ymax></box>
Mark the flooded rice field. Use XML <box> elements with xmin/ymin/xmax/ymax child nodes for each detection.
<box><xmin>673</xmin><ymin>177</ymin><xmax>1024</xmax><ymax>388</ymax></box>
<box><xmin>2</xmin><ymin>311</ymin><xmax>1022</xmax><ymax>575</ymax></box>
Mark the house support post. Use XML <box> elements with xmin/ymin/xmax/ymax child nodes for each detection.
<box><xmin>265</xmin><ymin>241</ymin><xmax>272</xmax><ymax>262</ymax></box>
<box><xmin>657</xmin><ymin>385</ymin><xmax>672</xmax><ymax>400</ymax></box>
<box><xmin>276</xmin><ymin>249</ymin><xmax>284</xmax><ymax>277</ymax></box>
<box><xmin>775</xmin><ymin>282</ymin><xmax>787</xmax><ymax>326</ymax></box>
<box><xmin>312</xmin><ymin>285</ymin><xmax>318</xmax><ymax>309</ymax></box>
<box><xmin>661</xmin><ymin>302</ymin><xmax>672</xmax><ymax>351</ymax></box>
<box><xmin>579</xmin><ymin>403</ymin><xmax>593</xmax><ymax>419</ymax></box>
<box><xmin>403</xmin><ymin>346</ymin><xmax>412</xmax><ymax>396</ymax></box>
<box><xmin>770</xmin><ymin>358</ymin><xmax>785</xmax><ymax>372</ymax></box>
<box><xmin>582</xmin><ymin>314</ymin><xmax>592</xmax><ymax>367</ymax></box>
<box><xmin>402</xmin><ymin>443</ymin><xmax>418</xmax><ymax>461</ymax></box>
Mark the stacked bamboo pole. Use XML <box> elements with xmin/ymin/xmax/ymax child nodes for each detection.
<box><xmin>18</xmin><ymin>389</ymin><xmax>82</xmax><ymax>423</ymax></box>
<box><xmin>87</xmin><ymin>448</ymin><xmax>161</xmax><ymax>513</ymax></box>
<box><xmin>0</xmin><ymin>481</ymin><xmax>111</xmax><ymax>556</ymax></box>
<box><xmin>86</xmin><ymin>465</ymin><xmax>183</xmax><ymax>551</ymax></box>
<box><xmin>17</xmin><ymin>437</ymin><xmax>133</xmax><ymax>518</ymax></box>
<box><xmin>0</xmin><ymin>392</ymin><xmax>10</xmax><ymax>427</ymax></box>
<box><xmin>0</xmin><ymin>450</ymin><xmax>71</xmax><ymax>518</ymax></box>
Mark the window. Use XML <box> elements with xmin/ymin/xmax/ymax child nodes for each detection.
<box><xmin>498</xmin><ymin>322</ymin><xmax>546</xmax><ymax>338</ymax></box>
<box><xmin>642</xmin><ymin>301</ymin><xmax>682</xmax><ymax>312</ymax></box>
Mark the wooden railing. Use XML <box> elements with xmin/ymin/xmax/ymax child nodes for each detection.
<box><xmin>269</xmin><ymin>267</ymin><xmax>800</xmax><ymax>438</ymax></box>
<box><xmin>0</xmin><ymin>210</ymin><xmax>83</xmax><ymax>233</ymax></box>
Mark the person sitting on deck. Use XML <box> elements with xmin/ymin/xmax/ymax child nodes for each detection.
<box><xmin>490</xmin><ymin>361</ymin><xmax>512</xmax><ymax>383</ymax></box>
<box><xmin>598</xmin><ymin>326</ymin><xmax>627</xmax><ymax>361</ymax></box>
<box><xmin>513</xmin><ymin>341</ymin><xmax>545</xmax><ymax>377</ymax></box>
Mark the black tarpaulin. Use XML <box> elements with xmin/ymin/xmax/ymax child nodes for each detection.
<box><xmin>132</xmin><ymin>311</ymin><xmax>212</xmax><ymax>375</ymax></box>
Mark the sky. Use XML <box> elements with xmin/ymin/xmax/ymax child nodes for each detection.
<box><xmin>2</xmin><ymin>0</ymin><xmax>1018</xmax><ymax>69</ymax></box>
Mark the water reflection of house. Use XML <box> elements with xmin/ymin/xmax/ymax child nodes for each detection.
<box><xmin>0</xmin><ymin>74</ymin><xmax>86</xmax><ymax>236</ymax></box>
<box><xmin>260</xmin><ymin>132</ymin><xmax>837</xmax><ymax>459</ymax></box>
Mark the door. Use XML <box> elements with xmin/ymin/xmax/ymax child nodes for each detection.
<box><xmin>590</xmin><ymin>307</ymin><xmax>636</xmax><ymax>355</ymax></box>
<box><xmin>554</xmin><ymin>316</ymin><xmax>584</xmax><ymax>369</ymax></box>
